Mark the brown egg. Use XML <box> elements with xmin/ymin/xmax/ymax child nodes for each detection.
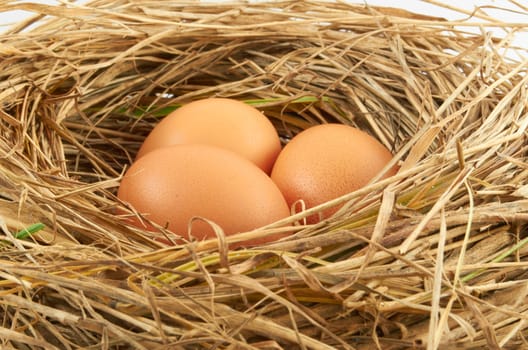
<box><xmin>136</xmin><ymin>98</ymin><xmax>281</xmax><ymax>174</ymax></box>
<box><xmin>271</xmin><ymin>123</ymin><xmax>397</xmax><ymax>223</ymax></box>
<box><xmin>118</xmin><ymin>144</ymin><xmax>290</xmax><ymax>245</ymax></box>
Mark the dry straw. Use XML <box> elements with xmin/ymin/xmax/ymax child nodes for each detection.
<box><xmin>0</xmin><ymin>0</ymin><xmax>527</xmax><ymax>348</ymax></box>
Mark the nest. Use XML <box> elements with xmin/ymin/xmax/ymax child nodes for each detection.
<box><xmin>1</xmin><ymin>1</ymin><xmax>527</xmax><ymax>349</ymax></box>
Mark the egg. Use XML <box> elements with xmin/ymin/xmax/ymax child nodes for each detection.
<box><xmin>270</xmin><ymin>123</ymin><xmax>397</xmax><ymax>223</ymax></box>
<box><xmin>118</xmin><ymin>144</ymin><xmax>290</xmax><ymax>245</ymax></box>
<box><xmin>136</xmin><ymin>98</ymin><xmax>281</xmax><ymax>174</ymax></box>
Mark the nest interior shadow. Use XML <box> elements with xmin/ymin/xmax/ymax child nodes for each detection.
<box><xmin>0</xmin><ymin>1</ymin><xmax>527</xmax><ymax>349</ymax></box>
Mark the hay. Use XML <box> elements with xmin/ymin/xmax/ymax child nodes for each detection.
<box><xmin>0</xmin><ymin>0</ymin><xmax>527</xmax><ymax>348</ymax></box>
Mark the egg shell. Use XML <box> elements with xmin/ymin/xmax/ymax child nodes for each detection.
<box><xmin>270</xmin><ymin>123</ymin><xmax>398</xmax><ymax>223</ymax></box>
<box><xmin>136</xmin><ymin>98</ymin><xmax>281</xmax><ymax>174</ymax></box>
<box><xmin>118</xmin><ymin>144</ymin><xmax>290</xmax><ymax>245</ymax></box>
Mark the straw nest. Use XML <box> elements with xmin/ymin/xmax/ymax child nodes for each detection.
<box><xmin>0</xmin><ymin>1</ymin><xmax>527</xmax><ymax>349</ymax></box>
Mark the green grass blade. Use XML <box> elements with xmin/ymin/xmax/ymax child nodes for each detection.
<box><xmin>114</xmin><ymin>95</ymin><xmax>331</xmax><ymax>119</ymax></box>
<box><xmin>1</xmin><ymin>223</ymin><xmax>46</xmax><ymax>247</ymax></box>
<box><xmin>14</xmin><ymin>223</ymin><xmax>46</xmax><ymax>240</ymax></box>
<box><xmin>461</xmin><ymin>235</ymin><xmax>528</xmax><ymax>284</ymax></box>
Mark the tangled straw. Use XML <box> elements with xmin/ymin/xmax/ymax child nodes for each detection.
<box><xmin>0</xmin><ymin>1</ymin><xmax>527</xmax><ymax>349</ymax></box>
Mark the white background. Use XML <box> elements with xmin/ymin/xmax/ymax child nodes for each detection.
<box><xmin>0</xmin><ymin>0</ymin><xmax>526</xmax><ymax>59</ymax></box>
